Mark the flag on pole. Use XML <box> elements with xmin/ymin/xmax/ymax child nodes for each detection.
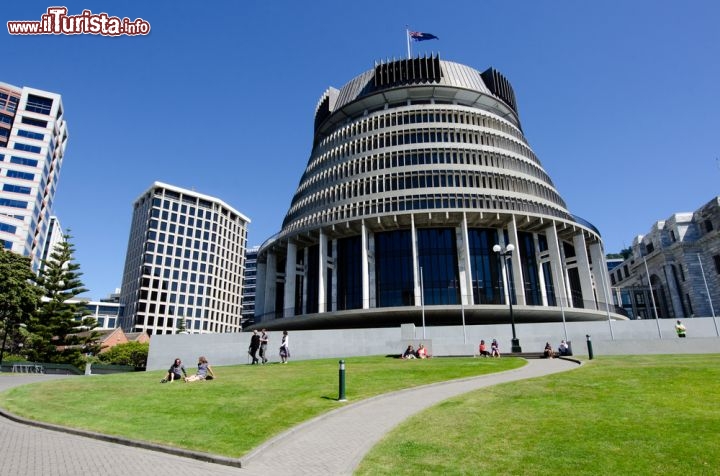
<box><xmin>409</xmin><ymin>31</ymin><xmax>439</xmax><ymax>41</ymax></box>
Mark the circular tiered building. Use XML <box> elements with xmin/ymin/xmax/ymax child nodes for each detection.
<box><xmin>254</xmin><ymin>56</ymin><xmax>623</xmax><ymax>330</ymax></box>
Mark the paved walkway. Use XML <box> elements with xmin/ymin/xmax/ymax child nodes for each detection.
<box><xmin>0</xmin><ymin>358</ymin><xmax>578</xmax><ymax>475</ymax></box>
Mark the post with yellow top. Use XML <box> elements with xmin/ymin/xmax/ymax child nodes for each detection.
<box><xmin>338</xmin><ymin>360</ymin><xmax>347</xmax><ymax>401</ymax></box>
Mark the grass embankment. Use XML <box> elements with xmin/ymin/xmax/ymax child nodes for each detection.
<box><xmin>0</xmin><ymin>355</ymin><xmax>523</xmax><ymax>458</ymax></box>
<box><xmin>356</xmin><ymin>354</ymin><xmax>720</xmax><ymax>476</ymax></box>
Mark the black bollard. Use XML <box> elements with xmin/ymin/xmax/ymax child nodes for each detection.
<box><xmin>338</xmin><ymin>360</ymin><xmax>347</xmax><ymax>401</ymax></box>
<box><xmin>586</xmin><ymin>334</ymin><xmax>594</xmax><ymax>360</ymax></box>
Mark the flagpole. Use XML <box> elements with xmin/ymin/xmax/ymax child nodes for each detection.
<box><xmin>406</xmin><ymin>27</ymin><xmax>411</xmax><ymax>59</ymax></box>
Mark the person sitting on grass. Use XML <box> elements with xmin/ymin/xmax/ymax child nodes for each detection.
<box><xmin>558</xmin><ymin>340</ymin><xmax>570</xmax><ymax>356</ymax></box>
<box><xmin>416</xmin><ymin>344</ymin><xmax>430</xmax><ymax>359</ymax></box>
<box><xmin>184</xmin><ymin>356</ymin><xmax>215</xmax><ymax>382</ymax></box>
<box><xmin>490</xmin><ymin>339</ymin><xmax>500</xmax><ymax>358</ymax></box>
<box><xmin>402</xmin><ymin>344</ymin><xmax>416</xmax><ymax>359</ymax></box>
<box><xmin>543</xmin><ymin>342</ymin><xmax>554</xmax><ymax>359</ymax></box>
<box><xmin>478</xmin><ymin>340</ymin><xmax>490</xmax><ymax>357</ymax></box>
<box><xmin>161</xmin><ymin>358</ymin><xmax>187</xmax><ymax>383</ymax></box>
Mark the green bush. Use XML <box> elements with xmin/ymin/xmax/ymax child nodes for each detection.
<box><xmin>97</xmin><ymin>341</ymin><xmax>149</xmax><ymax>368</ymax></box>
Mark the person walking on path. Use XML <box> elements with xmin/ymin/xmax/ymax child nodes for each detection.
<box><xmin>259</xmin><ymin>329</ymin><xmax>269</xmax><ymax>364</ymax></box>
<box><xmin>249</xmin><ymin>330</ymin><xmax>261</xmax><ymax>364</ymax></box>
<box><xmin>675</xmin><ymin>320</ymin><xmax>687</xmax><ymax>338</ymax></box>
<box><xmin>279</xmin><ymin>330</ymin><xmax>290</xmax><ymax>364</ymax></box>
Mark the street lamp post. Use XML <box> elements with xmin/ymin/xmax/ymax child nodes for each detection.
<box><xmin>493</xmin><ymin>243</ymin><xmax>522</xmax><ymax>353</ymax></box>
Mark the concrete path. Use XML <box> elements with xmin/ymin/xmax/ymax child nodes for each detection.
<box><xmin>0</xmin><ymin>358</ymin><xmax>578</xmax><ymax>475</ymax></box>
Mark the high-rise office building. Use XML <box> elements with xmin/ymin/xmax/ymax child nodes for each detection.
<box><xmin>241</xmin><ymin>245</ymin><xmax>259</xmax><ymax>327</ymax></box>
<box><xmin>0</xmin><ymin>83</ymin><xmax>68</xmax><ymax>272</ymax></box>
<box><xmin>119</xmin><ymin>182</ymin><xmax>250</xmax><ymax>335</ymax></box>
<box><xmin>255</xmin><ymin>56</ymin><xmax>620</xmax><ymax>329</ymax></box>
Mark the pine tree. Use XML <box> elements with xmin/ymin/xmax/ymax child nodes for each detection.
<box><xmin>0</xmin><ymin>250</ymin><xmax>40</xmax><ymax>365</ymax></box>
<box><xmin>27</xmin><ymin>233</ymin><xmax>100</xmax><ymax>367</ymax></box>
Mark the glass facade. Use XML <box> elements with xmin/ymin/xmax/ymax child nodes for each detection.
<box><xmin>375</xmin><ymin>230</ymin><xmax>414</xmax><ymax>307</ymax></box>
<box><xmin>417</xmin><ymin>228</ymin><xmax>460</xmax><ymax>305</ymax></box>
<box><xmin>468</xmin><ymin>228</ymin><xmax>501</xmax><ymax>305</ymax></box>
<box><xmin>337</xmin><ymin>236</ymin><xmax>362</xmax><ymax>310</ymax></box>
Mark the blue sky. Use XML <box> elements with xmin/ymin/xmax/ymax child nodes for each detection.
<box><xmin>3</xmin><ymin>1</ymin><xmax>719</xmax><ymax>299</ymax></box>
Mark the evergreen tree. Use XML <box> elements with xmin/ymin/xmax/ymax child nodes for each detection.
<box><xmin>27</xmin><ymin>234</ymin><xmax>100</xmax><ymax>367</ymax></box>
<box><xmin>0</xmin><ymin>250</ymin><xmax>40</xmax><ymax>364</ymax></box>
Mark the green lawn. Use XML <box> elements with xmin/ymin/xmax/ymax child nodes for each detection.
<box><xmin>355</xmin><ymin>354</ymin><xmax>720</xmax><ymax>476</ymax></box>
<box><xmin>0</xmin><ymin>355</ymin><xmax>523</xmax><ymax>458</ymax></box>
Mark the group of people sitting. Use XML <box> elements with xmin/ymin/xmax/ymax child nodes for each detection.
<box><xmin>160</xmin><ymin>356</ymin><xmax>215</xmax><ymax>383</ymax></box>
<box><xmin>543</xmin><ymin>340</ymin><xmax>571</xmax><ymax>358</ymax></box>
<box><xmin>478</xmin><ymin>339</ymin><xmax>501</xmax><ymax>357</ymax></box>
<box><xmin>401</xmin><ymin>344</ymin><xmax>431</xmax><ymax>359</ymax></box>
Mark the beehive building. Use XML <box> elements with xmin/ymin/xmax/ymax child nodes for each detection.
<box><xmin>255</xmin><ymin>56</ymin><xmax>621</xmax><ymax>329</ymax></box>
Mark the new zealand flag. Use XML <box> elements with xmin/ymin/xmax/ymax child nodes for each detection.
<box><xmin>409</xmin><ymin>31</ymin><xmax>439</xmax><ymax>41</ymax></box>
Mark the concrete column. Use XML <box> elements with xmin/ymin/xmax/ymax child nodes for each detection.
<box><xmin>545</xmin><ymin>224</ymin><xmax>568</xmax><ymax>307</ymax></box>
<box><xmin>302</xmin><ymin>247</ymin><xmax>308</xmax><ymax>315</ymax></box>
<box><xmin>361</xmin><ymin>219</ymin><xmax>370</xmax><ymax>309</ymax></box>
<box><xmin>331</xmin><ymin>239</ymin><xmax>337</xmax><ymax>312</ymax></box>
<box><xmin>589</xmin><ymin>242</ymin><xmax>610</xmax><ymax>312</ymax></box>
<box><xmin>411</xmin><ymin>214</ymin><xmax>420</xmax><ymax>306</ymax></box>
<box><xmin>284</xmin><ymin>242</ymin><xmax>296</xmax><ymax>317</ymax></box>
<box><xmin>458</xmin><ymin>213</ymin><xmax>473</xmax><ymax>305</ymax></box>
<box><xmin>263</xmin><ymin>252</ymin><xmax>277</xmax><ymax>319</ymax></box>
<box><xmin>255</xmin><ymin>260</ymin><xmax>267</xmax><ymax>318</ymax></box>
<box><xmin>535</xmin><ymin>234</ymin><xmax>548</xmax><ymax>306</ymax></box>
<box><xmin>318</xmin><ymin>231</ymin><xmax>327</xmax><ymax>313</ymax></box>
<box><xmin>573</xmin><ymin>233</ymin><xmax>595</xmax><ymax>310</ymax></box>
<box><xmin>508</xmin><ymin>216</ymin><xmax>525</xmax><ymax>306</ymax></box>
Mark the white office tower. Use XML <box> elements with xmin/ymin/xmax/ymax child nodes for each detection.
<box><xmin>0</xmin><ymin>83</ymin><xmax>68</xmax><ymax>272</ymax></box>
<box><xmin>119</xmin><ymin>182</ymin><xmax>250</xmax><ymax>335</ymax></box>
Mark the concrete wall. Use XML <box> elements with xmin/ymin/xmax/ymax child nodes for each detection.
<box><xmin>147</xmin><ymin>317</ymin><xmax>720</xmax><ymax>371</ymax></box>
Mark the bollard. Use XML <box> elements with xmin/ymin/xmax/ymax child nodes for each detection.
<box><xmin>586</xmin><ymin>334</ymin><xmax>594</xmax><ymax>360</ymax></box>
<box><xmin>338</xmin><ymin>360</ymin><xmax>347</xmax><ymax>401</ymax></box>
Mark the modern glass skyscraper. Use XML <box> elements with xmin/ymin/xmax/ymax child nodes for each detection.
<box><xmin>0</xmin><ymin>82</ymin><xmax>68</xmax><ymax>273</ymax></box>
<box><xmin>119</xmin><ymin>182</ymin><xmax>250</xmax><ymax>335</ymax></box>
<box><xmin>255</xmin><ymin>56</ymin><xmax>620</xmax><ymax>329</ymax></box>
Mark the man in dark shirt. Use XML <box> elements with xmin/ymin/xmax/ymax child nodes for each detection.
<box><xmin>249</xmin><ymin>330</ymin><xmax>261</xmax><ymax>364</ymax></box>
<box><xmin>259</xmin><ymin>329</ymin><xmax>269</xmax><ymax>364</ymax></box>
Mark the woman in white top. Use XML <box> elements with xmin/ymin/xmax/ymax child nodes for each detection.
<box><xmin>279</xmin><ymin>330</ymin><xmax>290</xmax><ymax>364</ymax></box>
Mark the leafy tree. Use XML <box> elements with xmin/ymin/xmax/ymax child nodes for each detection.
<box><xmin>176</xmin><ymin>316</ymin><xmax>188</xmax><ymax>334</ymax></box>
<box><xmin>0</xmin><ymin>250</ymin><xmax>41</xmax><ymax>364</ymax></box>
<box><xmin>96</xmin><ymin>341</ymin><xmax>149</xmax><ymax>368</ymax></box>
<box><xmin>26</xmin><ymin>234</ymin><xmax>100</xmax><ymax>368</ymax></box>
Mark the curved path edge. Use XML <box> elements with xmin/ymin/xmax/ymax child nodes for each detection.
<box><xmin>240</xmin><ymin>357</ymin><xmax>581</xmax><ymax>475</ymax></box>
<box><xmin>0</xmin><ymin>358</ymin><xmax>580</xmax><ymax>475</ymax></box>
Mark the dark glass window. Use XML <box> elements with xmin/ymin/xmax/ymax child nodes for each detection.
<box><xmin>337</xmin><ymin>236</ymin><xmax>362</xmax><ymax>310</ymax></box>
<box><xmin>9</xmin><ymin>156</ymin><xmax>38</xmax><ymax>167</ymax></box>
<box><xmin>25</xmin><ymin>94</ymin><xmax>53</xmax><ymax>115</ymax></box>
<box><xmin>468</xmin><ymin>228</ymin><xmax>501</xmax><ymax>304</ymax></box>
<box><xmin>6</xmin><ymin>170</ymin><xmax>34</xmax><ymax>180</ymax></box>
<box><xmin>417</xmin><ymin>228</ymin><xmax>460</xmax><ymax>305</ymax></box>
<box><xmin>0</xmin><ymin>198</ymin><xmax>27</xmax><ymax>209</ymax></box>
<box><xmin>714</xmin><ymin>255</ymin><xmax>720</xmax><ymax>275</ymax></box>
<box><xmin>13</xmin><ymin>143</ymin><xmax>41</xmax><ymax>154</ymax></box>
<box><xmin>375</xmin><ymin>230</ymin><xmax>414</xmax><ymax>307</ymax></box>
<box><xmin>518</xmin><ymin>232</ymin><xmax>541</xmax><ymax>305</ymax></box>
<box><xmin>21</xmin><ymin>116</ymin><xmax>48</xmax><ymax>128</ymax></box>
<box><xmin>305</xmin><ymin>245</ymin><xmax>319</xmax><ymax>314</ymax></box>
<box><xmin>17</xmin><ymin>129</ymin><xmax>44</xmax><ymax>140</ymax></box>
<box><xmin>542</xmin><ymin>261</ymin><xmax>556</xmax><ymax>306</ymax></box>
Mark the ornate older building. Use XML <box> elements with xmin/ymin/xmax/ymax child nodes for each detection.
<box><xmin>255</xmin><ymin>56</ymin><xmax>622</xmax><ymax>330</ymax></box>
<box><xmin>610</xmin><ymin>196</ymin><xmax>720</xmax><ymax>320</ymax></box>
